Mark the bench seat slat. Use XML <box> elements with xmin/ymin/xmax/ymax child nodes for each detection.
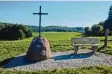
<box><xmin>71</xmin><ymin>38</ymin><xmax>100</xmax><ymax>44</ymax></box>
<box><xmin>73</xmin><ymin>44</ymin><xmax>100</xmax><ymax>46</ymax></box>
<box><xmin>71</xmin><ymin>37</ymin><xmax>100</xmax><ymax>54</ymax></box>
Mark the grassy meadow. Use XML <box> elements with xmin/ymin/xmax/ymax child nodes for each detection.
<box><xmin>0</xmin><ymin>32</ymin><xmax>112</xmax><ymax>74</ymax></box>
<box><xmin>0</xmin><ymin>32</ymin><xmax>81</xmax><ymax>61</ymax></box>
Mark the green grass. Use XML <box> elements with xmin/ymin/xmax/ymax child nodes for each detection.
<box><xmin>0</xmin><ymin>32</ymin><xmax>81</xmax><ymax>62</ymax></box>
<box><xmin>0</xmin><ymin>32</ymin><xmax>112</xmax><ymax>73</ymax></box>
<box><xmin>0</xmin><ymin>66</ymin><xmax>112</xmax><ymax>74</ymax></box>
<box><xmin>0</xmin><ymin>32</ymin><xmax>112</xmax><ymax>61</ymax></box>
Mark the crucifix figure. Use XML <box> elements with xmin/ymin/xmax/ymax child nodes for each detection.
<box><xmin>33</xmin><ymin>6</ymin><xmax>48</xmax><ymax>38</ymax></box>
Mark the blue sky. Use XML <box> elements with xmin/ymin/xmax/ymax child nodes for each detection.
<box><xmin>0</xmin><ymin>1</ymin><xmax>112</xmax><ymax>27</ymax></box>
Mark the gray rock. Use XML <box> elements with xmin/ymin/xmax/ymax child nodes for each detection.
<box><xmin>25</xmin><ymin>37</ymin><xmax>52</xmax><ymax>61</ymax></box>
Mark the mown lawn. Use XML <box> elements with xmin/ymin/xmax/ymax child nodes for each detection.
<box><xmin>0</xmin><ymin>32</ymin><xmax>112</xmax><ymax>73</ymax></box>
<box><xmin>0</xmin><ymin>32</ymin><xmax>82</xmax><ymax>61</ymax></box>
<box><xmin>0</xmin><ymin>66</ymin><xmax>112</xmax><ymax>74</ymax></box>
<box><xmin>0</xmin><ymin>32</ymin><xmax>112</xmax><ymax>62</ymax></box>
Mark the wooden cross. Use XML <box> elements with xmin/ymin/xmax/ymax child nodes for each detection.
<box><xmin>33</xmin><ymin>6</ymin><xmax>48</xmax><ymax>38</ymax></box>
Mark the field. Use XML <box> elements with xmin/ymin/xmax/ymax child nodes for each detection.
<box><xmin>0</xmin><ymin>32</ymin><xmax>112</xmax><ymax>74</ymax></box>
<box><xmin>0</xmin><ymin>32</ymin><xmax>81</xmax><ymax>61</ymax></box>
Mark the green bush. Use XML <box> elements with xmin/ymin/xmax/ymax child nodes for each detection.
<box><xmin>0</xmin><ymin>23</ymin><xmax>32</xmax><ymax>40</ymax></box>
<box><xmin>84</xmin><ymin>23</ymin><xmax>104</xmax><ymax>36</ymax></box>
<box><xmin>18</xmin><ymin>30</ymin><xmax>26</xmax><ymax>39</ymax></box>
<box><xmin>91</xmin><ymin>24</ymin><xmax>103</xmax><ymax>36</ymax></box>
<box><xmin>84</xmin><ymin>27</ymin><xmax>91</xmax><ymax>35</ymax></box>
<box><xmin>27</xmin><ymin>30</ymin><xmax>32</xmax><ymax>37</ymax></box>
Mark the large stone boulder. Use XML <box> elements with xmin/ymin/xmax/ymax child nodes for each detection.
<box><xmin>25</xmin><ymin>37</ymin><xmax>52</xmax><ymax>61</ymax></box>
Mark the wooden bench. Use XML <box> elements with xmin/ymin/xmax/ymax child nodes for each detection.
<box><xmin>71</xmin><ymin>37</ymin><xmax>100</xmax><ymax>54</ymax></box>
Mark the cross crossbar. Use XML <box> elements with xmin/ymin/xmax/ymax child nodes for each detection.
<box><xmin>33</xmin><ymin>13</ymin><xmax>48</xmax><ymax>15</ymax></box>
<box><xmin>33</xmin><ymin>6</ymin><xmax>48</xmax><ymax>38</ymax></box>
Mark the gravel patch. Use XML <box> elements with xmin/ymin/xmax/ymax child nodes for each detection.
<box><xmin>4</xmin><ymin>50</ymin><xmax>112</xmax><ymax>71</ymax></box>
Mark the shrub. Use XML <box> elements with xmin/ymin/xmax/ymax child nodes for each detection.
<box><xmin>84</xmin><ymin>24</ymin><xmax>104</xmax><ymax>36</ymax></box>
<box><xmin>18</xmin><ymin>30</ymin><xmax>26</xmax><ymax>39</ymax></box>
<box><xmin>27</xmin><ymin>30</ymin><xmax>32</xmax><ymax>37</ymax></box>
<box><xmin>91</xmin><ymin>24</ymin><xmax>103</xmax><ymax>36</ymax></box>
<box><xmin>0</xmin><ymin>23</ymin><xmax>32</xmax><ymax>40</ymax></box>
<box><xmin>84</xmin><ymin>27</ymin><xmax>91</xmax><ymax>35</ymax></box>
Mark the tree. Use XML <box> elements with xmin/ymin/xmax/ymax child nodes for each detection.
<box><xmin>103</xmin><ymin>5</ymin><xmax>112</xmax><ymax>47</ymax></box>
<box><xmin>91</xmin><ymin>24</ymin><xmax>103</xmax><ymax>36</ymax></box>
<box><xmin>18</xmin><ymin>30</ymin><xmax>25</xmax><ymax>39</ymax></box>
<box><xmin>98</xmin><ymin>21</ymin><xmax>105</xmax><ymax>27</ymax></box>
<box><xmin>0</xmin><ymin>23</ymin><xmax>32</xmax><ymax>40</ymax></box>
<box><xmin>84</xmin><ymin>27</ymin><xmax>91</xmax><ymax>35</ymax></box>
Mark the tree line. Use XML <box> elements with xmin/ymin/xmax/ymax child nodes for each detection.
<box><xmin>85</xmin><ymin>21</ymin><xmax>112</xmax><ymax>36</ymax></box>
<box><xmin>27</xmin><ymin>25</ymin><xmax>84</xmax><ymax>32</ymax></box>
<box><xmin>84</xmin><ymin>21</ymin><xmax>105</xmax><ymax>36</ymax></box>
<box><xmin>0</xmin><ymin>23</ymin><xmax>32</xmax><ymax>40</ymax></box>
<box><xmin>0</xmin><ymin>22</ymin><xmax>84</xmax><ymax>40</ymax></box>
<box><xmin>84</xmin><ymin>5</ymin><xmax>112</xmax><ymax>37</ymax></box>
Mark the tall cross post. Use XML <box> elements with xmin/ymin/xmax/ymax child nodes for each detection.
<box><xmin>33</xmin><ymin>6</ymin><xmax>48</xmax><ymax>38</ymax></box>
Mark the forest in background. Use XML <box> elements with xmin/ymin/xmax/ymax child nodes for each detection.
<box><xmin>0</xmin><ymin>22</ymin><xmax>85</xmax><ymax>33</ymax></box>
<box><xmin>27</xmin><ymin>25</ymin><xmax>84</xmax><ymax>32</ymax></box>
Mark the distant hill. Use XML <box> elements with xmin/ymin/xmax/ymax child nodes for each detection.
<box><xmin>26</xmin><ymin>25</ymin><xmax>84</xmax><ymax>32</ymax></box>
<box><xmin>0</xmin><ymin>22</ymin><xmax>84</xmax><ymax>32</ymax></box>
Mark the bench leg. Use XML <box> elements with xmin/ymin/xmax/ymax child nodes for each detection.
<box><xmin>74</xmin><ymin>46</ymin><xmax>78</xmax><ymax>54</ymax></box>
<box><xmin>92</xmin><ymin>46</ymin><xmax>98</xmax><ymax>53</ymax></box>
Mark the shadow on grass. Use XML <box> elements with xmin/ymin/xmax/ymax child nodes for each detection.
<box><xmin>97</xmin><ymin>45</ymin><xmax>112</xmax><ymax>55</ymax></box>
<box><xmin>53</xmin><ymin>52</ymin><xmax>94</xmax><ymax>60</ymax></box>
<box><xmin>100</xmin><ymin>40</ymin><xmax>112</xmax><ymax>41</ymax></box>
<box><xmin>97</xmin><ymin>45</ymin><xmax>106</xmax><ymax>52</ymax></box>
